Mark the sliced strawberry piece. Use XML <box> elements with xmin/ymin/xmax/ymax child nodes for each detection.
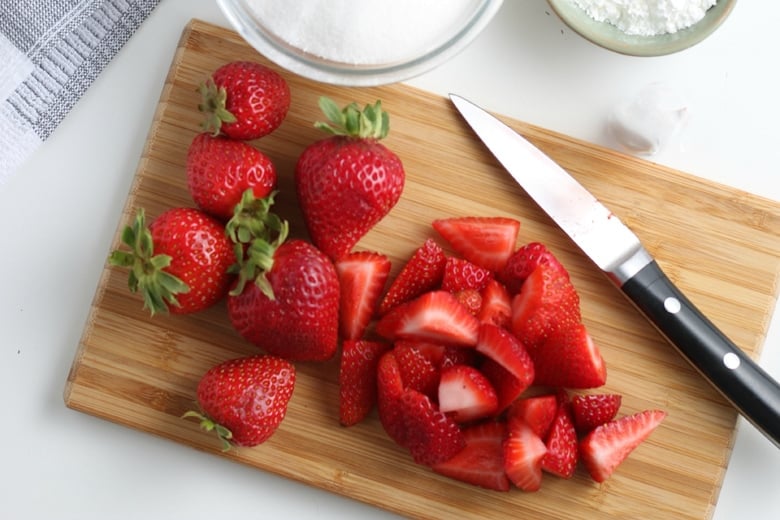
<box><xmin>376</xmin><ymin>290</ymin><xmax>480</xmax><ymax>347</ymax></box>
<box><xmin>479</xmin><ymin>358</ymin><xmax>529</xmax><ymax>414</ymax></box>
<box><xmin>441</xmin><ymin>345</ymin><xmax>478</xmax><ymax>369</ymax></box>
<box><xmin>580</xmin><ymin>409</ymin><xmax>667</xmax><ymax>483</ymax></box>
<box><xmin>506</xmin><ymin>394</ymin><xmax>558</xmax><ymax>439</ymax></box>
<box><xmin>510</xmin><ymin>263</ymin><xmax>581</xmax><ymax>351</ymax></box>
<box><xmin>438</xmin><ymin>364</ymin><xmax>499</xmax><ymax>423</ymax></box>
<box><xmin>532</xmin><ymin>322</ymin><xmax>607</xmax><ymax>389</ymax></box>
<box><xmin>394</xmin><ymin>340</ymin><xmax>441</xmax><ymax>399</ymax></box>
<box><xmin>503</xmin><ymin>415</ymin><xmax>547</xmax><ymax>492</ymax></box>
<box><xmin>454</xmin><ymin>288</ymin><xmax>482</xmax><ymax>316</ymax></box>
<box><xmin>339</xmin><ymin>339</ymin><xmax>390</xmax><ymax>426</ymax></box>
<box><xmin>376</xmin><ymin>351</ymin><xmax>408</xmax><ymax>446</ymax></box>
<box><xmin>400</xmin><ymin>388</ymin><xmax>466</xmax><ymax>466</ymax></box>
<box><xmin>432</xmin><ymin>421</ymin><xmax>510</xmax><ymax>491</ymax></box>
<box><xmin>571</xmin><ymin>393</ymin><xmax>622</xmax><ymax>434</ymax></box>
<box><xmin>378</xmin><ymin>239</ymin><xmax>446</xmax><ymax>316</ymax></box>
<box><xmin>475</xmin><ymin>324</ymin><xmax>534</xmax><ymax>387</ymax></box>
<box><xmin>441</xmin><ymin>256</ymin><xmax>493</xmax><ymax>293</ymax></box>
<box><xmin>541</xmin><ymin>401</ymin><xmax>578</xmax><ymax>478</ymax></box>
<box><xmin>499</xmin><ymin>242</ymin><xmax>568</xmax><ymax>294</ymax></box>
<box><xmin>478</xmin><ymin>278</ymin><xmax>512</xmax><ymax>328</ymax></box>
<box><xmin>335</xmin><ymin>251</ymin><xmax>391</xmax><ymax>340</ymax></box>
<box><xmin>432</xmin><ymin>216</ymin><xmax>520</xmax><ymax>273</ymax></box>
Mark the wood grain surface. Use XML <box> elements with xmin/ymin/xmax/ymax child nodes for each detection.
<box><xmin>64</xmin><ymin>19</ymin><xmax>780</xmax><ymax>520</ymax></box>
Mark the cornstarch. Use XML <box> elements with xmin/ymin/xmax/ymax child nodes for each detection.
<box><xmin>572</xmin><ymin>0</ymin><xmax>717</xmax><ymax>36</ymax></box>
<box><xmin>246</xmin><ymin>0</ymin><xmax>480</xmax><ymax>65</ymax></box>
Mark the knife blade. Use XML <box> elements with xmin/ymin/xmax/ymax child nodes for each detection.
<box><xmin>450</xmin><ymin>93</ymin><xmax>780</xmax><ymax>448</ymax></box>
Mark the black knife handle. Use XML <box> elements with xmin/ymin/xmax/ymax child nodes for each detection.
<box><xmin>621</xmin><ymin>260</ymin><xmax>780</xmax><ymax>448</ymax></box>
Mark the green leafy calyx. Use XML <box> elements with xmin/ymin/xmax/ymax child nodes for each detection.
<box><xmin>198</xmin><ymin>78</ymin><xmax>237</xmax><ymax>136</ymax></box>
<box><xmin>314</xmin><ymin>96</ymin><xmax>390</xmax><ymax>140</ymax></box>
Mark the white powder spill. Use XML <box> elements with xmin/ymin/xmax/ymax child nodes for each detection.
<box><xmin>573</xmin><ymin>0</ymin><xmax>717</xmax><ymax>36</ymax></box>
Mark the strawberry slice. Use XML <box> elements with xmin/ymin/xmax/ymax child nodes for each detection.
<box><xmin>400</xmin><ymin>388</ymin><xmax>466</xmax><ymax>466</ymax></box>
<box><xmin>432</xmin><ymin>216</ymin><xmax>520</xmax><ymax>273</ymax></box>
<box><xmin>432</xmin><ymin>421</ymin><xmax>510</xmax><ymax>491</ymax></box>
<box><xmin>499</xmin><ymin>242</ymin><xmax>568</xmax><ymax>294</ymax></box>
<box><xmin>475</xmin><ymin>324</ymin><xmax>535</xmax><ymax>386</ymax></box>
<box><xmin>335</xmin><ymin>251</ymin><xmax>391</xmax><ymax>340</ymax></box>
<box><xmin>441</xmin><ymin>256</ymin><xmax>493</xmax><ymax>292</ymax></box>
<box><xmin>532</xmin><ymin>322</ymin><xmax>607</xmax><ymax>389</ymax></box>
<box><xmin>510</xmin><ymin>263</ymin><xmax>581</xmax><ymax>350</ymax></box>
<box><xmin>394</xmin><ymin>340</ymin><xmax>441</xmax><ymax>399</ymax></box>
<box><xmin>541</xmin><ymin>400</ymin><xmax>578</xmax><ymax>478</ymax></box>
<box><xmin>571</xmin><ymin>393</ymin><xmax>622</xmax><ymax>434</ymax></box>
<box><xmin>477</xmin><ymin>278</ymin><xmax>512</xmax><ymax>327</ymax></box>
<box><xmin>378</xmin><ymin>238</ymin><xmax>446</xmax><ymax>316</ymax></box>
<box><xmin>376</xmin><ymin>351</ymin><xmax>408</xmax><ymax>446</ymax></box>
<box><xmin>506</xmin><ymin>394</ymin><xmax>558</xmax><ymax>439</ymax></box>
<box><xmin>438</xmin><ymin>364</ymin><xmax>499</xmax><ymax>423</ymax></box>
<box><xmin>339</xmin><ymin>339</ymin><xmax>390</xmax><ymax>426</ymax></box>
<box><xmin>580</xmin><ymin>409</ymin><xmax>667</xmax><ymax>482</ymax></box>
<box><xmin>441</xmin><ymin>345</ymin><xmax>478</xmax><ymax>368</ymax></box>
<box><xmin>503</xmin><ymin>415</ymin><xmax>547</xmax><ymax>492</ymax></box>
<box><xmin>376</xmin><ymin>290</ymin><xmax>480</xmax><ymax>347</ymax></box>
<box><xmin>479</xmin><ymin>358</ymin><xmax>529</xmax><ymax>414</ymax></box>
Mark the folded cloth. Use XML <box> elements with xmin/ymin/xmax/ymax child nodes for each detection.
<box><xmin>0</xmin><ymin>0</ymin><xmax>161</xmax><ymax>185</ymax></box>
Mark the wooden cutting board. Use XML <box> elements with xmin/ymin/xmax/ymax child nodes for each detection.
<box><xmin>64</xmin><ymin>19</ymin><xmax>780</xmax><ymax>520</ymax></box>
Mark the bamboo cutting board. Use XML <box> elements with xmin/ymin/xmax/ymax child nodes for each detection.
<box><xmin>65</xmin><ymin>19</ymin><xmax>780</xmax><ymax>520</ymax></box>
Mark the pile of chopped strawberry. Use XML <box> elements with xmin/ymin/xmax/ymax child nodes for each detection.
<box><xmin>336</xmin><ymin>216</ymin><xmax>666</xmax><ymax>490</ymax></box>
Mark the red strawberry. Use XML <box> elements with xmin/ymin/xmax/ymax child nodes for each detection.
<box><xmin>375</xmin><ymin>291</ymin><xmax>480</xmax><ymax>347</ymax></box>
<box><xmin>393</xmin><ymin>340</ymin><xmax>441</xmax><ymax>398</ymax></box>
<box><xmin>295</xmin><ymin>97</ymin><xmax>405</xmax><ymax>261</ymax></box>
<box><xmin>441</xmin><ymin>256</ymin><xmax>493</xmax><ymax>292</ymax></box>
<box><xmin>339</xmin><ymin>339</ymin><xmax>389</xmax><ymax>426</ymax></box>
<box><xmin>228</xmin><ymin>238</ymin><xmax>340</xmax><ymax>362</ymax></box>
<box><xmin>475</xmin><ymin>324</ymin><xmax>535</xmax><ymax>387</ymax></box>
<box><xmin>531</xmin><ymin>323</ymin><xmax>607</xmax><ymax>388</ymax></box>
<box><xmin>571</xmin><ymin>393</ymin><xmax>622</xmax><ymax>434</ymax></box>
<box><xmin>199</xmin><ymin>60</ymin><xmax>290</xmax><ymax>140</ymax></box>
<box><xmin>503</xmin><ymin>415</ymin><xmax>547</xmax><ymax>492</ymax></box>
<box><xmin>510</xmin><ymin>263</ymin><xmax>581</xmax><ymax>350</ymax></box>
<box><xmin>376</xmin><ymin>351</ymin><xmax>408</xmax><ymax>446</ymax></box>
<box><xmin>441</xmin><ymin>345</ymin><xmax>478</xmax><ymax>368</ymax></box>
<box><xmin>580</xmin><ymin>409</ymin><xmax>667</xmax><ymax>482</ymax></box>
<box><xmin>438</xmin><ymin>364</ymin><xmax>499</xmax><ymax>423</ymax></box>
<box><xmin>185</xmin><ymin>133</ymin><xmax>277</xmax><ymax>221</ymax></box>
<box><xmin>541</xmin><ymin>401</ymin><xmax>578</xmax><ymax>478</ymax></box>
<box><xmin>109</xmin><ymin>207</ymin><xmax>235</xmax><ymax>315</ymax></box>
<box><xmin>432</xmin><ymin>421</ymin><xmax>510</xmax><ymax>491</ymax></box>
<box><xmin>499</xmin><ymin>242</ymin><xmax>567</xmax><ymax>294</ymax></box>
<box><xmin>432</xmin><ymin>216</ymin><xmax>520</xmax><ymax>273</ymax></box>
<box><xmin>335</xmin><ymin>251</ymin><xmax>391</xmax><ymax>340</ymax></box>
<box><xmin>506</xmin><ymin>395</ymin><xmax>558</xmax><ymax>439</ymax></box>
<box><xmin>183</xmin><ymin>355</ymin><xmax>295</xmax><ymax>449</ymax></box>
<box><xmin>479</xmin><ymin>358</ymin><xmax>530</xmax><ymax>414</ymax></box>
<box><xmin>399</xmin><ymin>388</ymin><xmax>466</xmax><ymax>466</ymax></box>
<box><xmin>378</xmin><ymin>238</ymin><xmax>446</xmax><ymax>316</ymax></box>
<box><xmin>477</xmin><ymin>278</ymin><xmax>512</xmax><ymax>327</ymax></box>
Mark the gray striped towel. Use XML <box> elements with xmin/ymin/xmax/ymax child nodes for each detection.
<box><xmin>0</xmin><ymin>0</ymin><xmax>161</xmax><ymax>185</ymax></box>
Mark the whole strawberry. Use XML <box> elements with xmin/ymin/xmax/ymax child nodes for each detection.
<box><xmin>186</xmin><ymin>133</ymin><xmax>277</xmax><ymax>221</ymax></box>
<box><xmin>183</xmin><ymin>355</ymin><xmax>296</xmax><ymax>449</ymax></box>
<box><xmin>295</xmin><ymin>97</ymin><xmax>405</xmax><ymax>261</ymax></box>
<box><xmin>109</xmin><ymin>207</ymin><xmax>235</xmax><ymax>315</ymax></box>
<box><xmin>199</xmin><ymin>60</ymin><xmax>290</xmax><ymax>140</ymax></box>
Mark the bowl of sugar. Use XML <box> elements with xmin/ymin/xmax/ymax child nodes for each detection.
<box><xmin>217</xmin><ymin>0</ymin><xmax>504</xmax><ymax>86</ymax></box>
<box><xmin>547</xmin><ymin>0</ymin><xmax>736</xmax><ymax>56</ymax></box>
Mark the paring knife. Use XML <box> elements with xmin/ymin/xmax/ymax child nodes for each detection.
<box><xmin>450</xmin><ymin>94</ymin><xmax>780</xmax><ymax>448</ymax></box>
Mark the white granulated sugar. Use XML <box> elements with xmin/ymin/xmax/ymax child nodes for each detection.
<box><xmin>573</xmin><ymin>0</ymin><xmax>717</xmax><ymax>36</ymax></box>
<box><xmin>247</xmin><ymin>0</ymin><xmax>481</xmax><ymax>65</ymax></box>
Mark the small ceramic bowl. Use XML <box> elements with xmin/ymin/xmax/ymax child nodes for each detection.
<box><xmin>217</xmin><ymin>0</ymin><xmax>504</xmax><ymax>86</ymax></box>
<box><xmin>547</xmin><ymin>0</ymin><xmax>737</xmax><ymax>56</ymax></box>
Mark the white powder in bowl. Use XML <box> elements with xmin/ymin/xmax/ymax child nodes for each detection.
<box><xmin>245</xmin><ymin>0</ymin><xmax>482</xmax><ymax>65</ymax></box>
<box><xmin>573</xmin><ymin>0</ymin><xmax>717</xmax><ymax>36</ymax></box>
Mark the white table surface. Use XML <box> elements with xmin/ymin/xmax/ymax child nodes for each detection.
<box><xmin>2</xmin><ymin>1</ymin><xmax>778</xmax><ymax>518</ymax></box>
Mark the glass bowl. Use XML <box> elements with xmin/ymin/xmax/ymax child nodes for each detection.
<box><xmin>217</xmin><ymin>0</ymin><xmax>505</xmax><ymax>86</ymax></box>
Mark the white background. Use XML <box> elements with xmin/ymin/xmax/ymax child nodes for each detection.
<box><xmin>2</xmin><ymin>1</ymin><xmax>778</xmax><ymax>518</ymax></box>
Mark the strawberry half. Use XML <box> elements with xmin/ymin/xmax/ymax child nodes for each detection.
<box><xmin>541</xmin><ymin>400</ymin><xmax>578</xmax><ymax>479</ymax></box>
<box><xmin>499</xmin><ymin>242</ymin><xmax>567</xmax><ymax>294</ymax></box>
<box><xmin>531</xmin><ymin>322</ymin><xmax>607</xmax><ymax>389</ymax></box>
<box><xmin>335</xmin><ymin>251</ymin><xmax>391</xmax><ymax>340</ymax></box>
<box><xmin>438</xmin><ymin>364</ymin><xmax>499</xmax><ymax>423</ymax></box>
<box><xmin>571</xmin><ymin>393</ymin><xmax>622</xmax><ymax>434</ymax></box>
<box><xmin>400</xmin><ymin>388</ymin><xmax>466</xmax><ymax>466</ymax></box>
<box><xmin>376</xmin><ymin>351</ymin><xmax>408</xmax><ymax>446</ymax></box>
<box><xmin>506</xmin><ymin>394</ymin><xmax>558</xmax><ymax>439</ymax></box>
<box><xmin>376</xmin><ymin>291</ymin><xmax>480</xmax><ymax>347</ymax></box>
<box><xmin>432</xmin><ymin>421</ymin><xmax>510</xmax><ymax>491</ymax></box>
<box><xmin>378</xmin><ymin>238</ymin><xmax>446</xmax><ymax>316</ymax></box>
<box><xmin>393</xmin><ymin>340</ymin><xmax>441</xmax><ymax>399</ymax></box>
<box><xmin>503</xmin><ymin>415</ymin><xmax>547</xmax><ymax>492</ymax></box>
<box><xmin>580</xmin><ymin>409</ymin><xmax>667</xmax><ymax>482</ymax></box>
<box><xmin>339</xmin><ymin>339</ymin><xmax>390</xmax><ymax>426</ymax></box>
<box><xmin>433</xmin><ymin>216</ymin><xmax>520</xmax><ymax>273</ymax></box>
<box><xmin>475</xmin><ymin>324</ymin><xmax>535</xmax><ymax>386</ymax></box>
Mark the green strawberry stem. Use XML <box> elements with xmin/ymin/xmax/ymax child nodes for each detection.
<box><xmin>227</xmin><ymin>189</ymin><xmax>289</xmax><ymax>300</ymax></box>
<box><xmin>182</xmin><ymin>410</ymin><xmax>234</xmax><ymax>452</ymax></box>
<box><xmin>198</xmin><ymin>78</ymin><xmax>237</xmax><ymax>136</ymax></box>
<box><xmin>314</xmin><ymin>96</ymin><xmax>389</xmax><ymax>140</ymax></box>
<box><xmin>108</xmin><ymin>208</ymin><xmax>189</xmax><ymax>315</ymax></box>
